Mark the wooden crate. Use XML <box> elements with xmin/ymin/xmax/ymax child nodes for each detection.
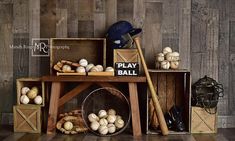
<box><xmin>113</xmin><ymin>49</ymin><xmax>141</xmax><ymax>75</ymax></box>
<box><xmin>146</xmin><ymin>69</ymin><xmax>191</xmax><ymax>134</ymax></box>
<box><xmin>13</xmin><ymin>105</ymin><xmax>41</xmax><ymax>133</ymax></box>
<box><xmin>191</xmin><ymin>106</ymin><xmax>217</xmax><ymax>133</ymax></box>
<box><xmin>17</xmin><ymin>78</ymin><xmax>45</xmax><ymax>107</ymax></box>
<box><xmin>113</xmin><ymin>49</ymin><xmax>140</xmax><ymax>64</ymax></box>
<box><xmin>50</xmin><ymin>38</ymin><xmax>106</xmax><ymax>74</ymax></box>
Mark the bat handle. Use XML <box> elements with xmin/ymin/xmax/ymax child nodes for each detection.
<box><xmin>134</xmin><ymin>37</ymin><xmax>169</xmax><ymax>135</ymax></box>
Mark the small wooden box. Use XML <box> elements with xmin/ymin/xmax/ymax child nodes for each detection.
<box><xmin>113</xmin><ymin>49</ymin><xmax>141</xmax><ymax>75</ymax></box>
<box><xmin>146</xmin><ymin>69</ymin><xmax>191</xmax><ymax>134</ymax></box>
<box><xmin>50</xmin><ymin>38</ymin><xmax>106</xmax><ymax>74</ymax></box>
<box><xmin>13</xmin><ymin>105</ymin><xmax>41</xmax><ymax>133</ymax></box>
<box><xmin>113</xmin><ymin>49</ymin><xmax>140</xmax><ymax>64</ymax></box>
<box><xmin>191</xmin><ymin>106</ymin><xmax>217</xmax><ymax>133</ymax></box>
<box><xmin>17</xmin><ymin>78</ymin><xmax>45</xmax><ymax>107</ymax></box>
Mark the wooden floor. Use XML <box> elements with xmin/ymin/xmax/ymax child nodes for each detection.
<box><xmin>0</xmin><ymin>126</ymin><xmax>234</xmax><ymax>141</ymax></box>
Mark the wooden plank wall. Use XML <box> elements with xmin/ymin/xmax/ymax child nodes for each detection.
<box><xmin>0</xmin><ymin>0</ymin><xmax>235</xmax><ymax>127</ymax></box>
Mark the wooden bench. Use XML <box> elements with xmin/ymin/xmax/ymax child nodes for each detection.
<box><xmin>42</xmin><ymin>76</ymin><xmax>146</xmax><ymax>137</ymax></box>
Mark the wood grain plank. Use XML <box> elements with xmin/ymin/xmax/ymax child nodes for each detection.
<box><xmin>117</xmin><ymin>0</ymin><xmax>133</xmax><ymax>23</ymax></box>
<box><xmin>0</xmin><ymin>23</ymin><xmax>13</xmax><ymax>114</ymax></box>
<box><xmin>105</xmin><ymin>0</ymin><xmax>117</xmax><ymax>28</ymax></box>
<box><xmin>67</xmin><ymin>0</ymin><xmax>78</xmax><ymax>37</ymax></box>
<box><xmin>179</xmin><ymin>0</ymin><xmax>191</xmax><ymax>70</ymax></box>
<box><xmin>56</xmin><ymin>9</ymin><xmax>67</xmax><ymax>38</ymax></box>
<box><xmin>205</xmin><ymin>9</ymin><xmax>219</xmax><ymax>81</ymax></box>
<box><xmin>157</xmin><ymin>73</ymin><xmax>167</xmax><ymax>113</ymax></box>
<box><xmin>94</xmin><ymin>13</ymin><xmax>106</xmax><ymax>37</ymax></box>
<box><xmin>77</xmin><ymin>20</ymin><xmax>94</xmax><ymax>37</ymax></box>
<box><xmin>133</xmin><ymin>0</ymin><xmax>145</xmax><ymax>28</ymax></box>
<box><xmin>40</xmin><ymin>0</ymin><xmax>56</xmax><ymax>75</ymax></box>
<box><xmin>28</xmin><ymin>0</ymin><xmax>40</xmax><ymax>77</ymax></box>
<box><xmin>77</xmin><ymin>0</ymin><xmax>93</xmax><ymax>21</ymax></box>
<box><xmin>166</xmin><ymin>73</ymin><xmax>175</xmax><ymax>110</ymax></box>
<box><xmin>94</xmin><ymin>0</ymin><xmax>105</xmax><ymax>37</ymax></box>
<box><xmin>161</xmin><ymin>0</ymin><xmax>179</xmax><ymax>51</ymax></box>
<box><xmin>143</xmin><ymin>2</ymin><xmax>162</xmax><ymax>68</ymax></box>
<box><xmin>129</xmin><ymin>82</ymin><xmax>142</xmax><ymax>136</ymax></box>
<box><xmin>94</xmin><ymin>0</ymin><xmax>105</xmax><ymax>13</ymax></box>
<box><xmin>175</xmin><ymin>73</ymin><xmax>184</xmax><ymax>106</ymax></box>
<box><xmin>217</xmin><ymin>0</ymin><xmax>230</xmax><ymax>115</ymax></box>
<box><xmin>47</xmin><ymin>82</ymin><xmax>61</xmax><ymax>134</ymax></box>
<box><xmin>0</xmin><ymin>4</ymin><xmax>12</xmax><ymax>24</ymax></box>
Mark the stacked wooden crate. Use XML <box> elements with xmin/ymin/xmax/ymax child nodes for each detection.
<box><xmin>13</xmin><ymin>78</ymin><xmax>45</xmax><ymax>133</ymax></box>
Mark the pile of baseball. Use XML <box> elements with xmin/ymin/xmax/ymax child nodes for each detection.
<box><xmin>155</xmin><ymin>47</ymin><xmax>180</xmax><ymax>70</ymax></box>
<box><xmin>88</xmin><ymin>109</ymin><xmax>125</xmax><ymax>135</ymax></box>
<box><xmin>63</xmin><ymin>58</ymin><xmax>114</xmax><ymax>73</ymax></box>
<box><xmin>20</xmin><ymin>86</ymin><xmax>42</xmax><ymax>105</ymax></box>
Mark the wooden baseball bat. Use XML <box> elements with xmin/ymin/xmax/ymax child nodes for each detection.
<box><xmin>134</xmin><ymin>37</ymin><xmax>169</xmax><ymax>135</ymax></box>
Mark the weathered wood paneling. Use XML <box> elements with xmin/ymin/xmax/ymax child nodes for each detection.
<box><xmin>12</xmin><ymin>0</ymin><xmax>29</xmax><ymax>116</ymax></box>
<box><xmin>0</xmin><ymin>4</ymin><xmax>13</xmax><ymax>115</ymax></box>
<box><xmin>0</xmin><ymin>0</ymin><xmax>235</xmax><ymax>127</ymax></box>
<box><xmin>28</xmin><ymin>0</ymin><xmax>40</xmax><ymax>77</ymax></box>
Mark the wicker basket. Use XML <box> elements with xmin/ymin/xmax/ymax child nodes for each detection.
<box><xmin>82</xmin><ymin>87</ymin><xmax>131</xmax><ymax>136</ymax></box>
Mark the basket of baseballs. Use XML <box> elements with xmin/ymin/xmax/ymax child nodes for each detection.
<box><xmin>82</xmin><ymin>87</ymin><xmax>130</xmax><ymax>136</ymax></box>
<box><xmin>54</xmin><ymin>59</ymin><xmax>114</xmax><ymax>76</ymax></box>
<box><xmin>20</xmin><ymin>86</ymin><xmax>43</xmax><ymax>106</ymax></box>
<box><xmin>155</xmin><ymin>47</ymin><xmax>180</xmax><ymax>70</ymax></box>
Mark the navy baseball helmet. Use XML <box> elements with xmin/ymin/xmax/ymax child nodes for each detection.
<box><xmin>106</xmin><ymin>21</ymin><xmax>142</xmax><ymax>49</ymax></box>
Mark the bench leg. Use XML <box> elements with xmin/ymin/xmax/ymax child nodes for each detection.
<box><xmin>128</xmin><ymin>82</ymin><xmax>142</xmax><ymax>136</ymax></box>
<box><xmin>47</xmin><ymin>82</ymin><xmax>61</xmax><ymax>134</ymax></box>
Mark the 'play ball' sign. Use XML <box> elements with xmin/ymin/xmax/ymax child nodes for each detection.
<box><xmin>115</xmin><ymin>62</ymin><xmax>139</xmax><ymax>76</ymax></box>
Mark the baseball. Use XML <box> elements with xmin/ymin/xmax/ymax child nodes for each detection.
<box><xmin>20</xmin><ymin>95</ymin><xmax>30</xmax><ymax>104</ymax></box>
<box><xmin>116</xmin><ymin>115</ymin><xmax>122</xmax><ymax>120</ymax></box>
<box><xmin>27</xmin><ymin>87</ymin><xmax>38</xmax><ymax>99</ymax></box>
<box><xmin>21</xmin><ymin>87</ymin><xmax>30</xmax><ymax>95</ymax></box>
<box><xmin>156</xmin><ymin>53</ymin><xmax>165</xmax><ymax>62</ymax></box>
<box><xmin>99</xmin><ymin>118</ymin><xmax>108</xmax><ymax>126</ymax></box>
<box><xmin>88</xmin><ymin>113</ymin><xmax>99</xmax><ymax>122</ymax></box>
<box><xmin>86</xmin><ymin>64</ymin><xmax>94</xmax><ymax>72</ymax></box>
<box><xmin>105</xmin><ymin>67</ymin><xmax>114</xmax><ymax>72</ymax></box>
<box><xmin>79</xmin><ymin>59</ymin><xmax>88</xmax><ymax>67</ymax></box>
<box><xmin>165</xmin><ymin>52</ymin><xmax>174</xmax><ymax>61</ymax></box>
<box><xmin>64</xmin><ymin>121</ymin><xmax>73</xmax><ymax>131</ymax></box>
<box><xmin>163</xmin><ymin>47</ymin><xmax>172</xmax><ymax>55</ymax></box>
<box><xmin>76</xmin><ymin>66</ymin><xmax>86</xmax><ymax>73</ymax></box>
<box><xmin>90</xmin><ymin>121</ymin><xmax>100</xmax><ymax>131</ymax></box>
<box><xmin>170</xmin><ymin>61</ymin><xmax>180</xmax><ymax>69</ymax></box>
<box><xmin>107</xmin><ymin>109</ymin><xmax>116</xmax><ymax>115</ymax></box>
<box><xmin>34</xmin><ymin>95</ymin><xmax>43</xmax><ymax>105</ymax></box>
<box><xmin>107</xmin><ymin>124</ymin><xmax>116</xmax><ymax>134</ymax></box>
<box><xmin>62</xmin><ymin>65</ymin><xmax>72</xmax><ymax>72</ymax></box>
<box><xmin>115</xmin><ymin>118</ymin><xmax>124</xmax><ymax>129</ymax></box>
<box><xmin>171</xmin><ymin>52</ymin><xmax>180</xmax><ymax>61</ymax></box>
<box><xmin>96</xmin><ymin>65</ymin><xmax>104</xmax><ymax>72</ymax></box>
<box><xmin>98</xmin><ymin>110</ymin><xmax>107</xmax><ymax>118</ymax></box>
<box><xmin>161</xmin><ymin>60</ymin><xmax>170</xmax><ymax>70</ymax></box>
<box><xmin>107</xmin><ymin>115</ymin><xmax>116</xmax><ymax>124</ymax></box>
<box><xmin>90</xmin><ymin>66</ymin><xmax>99</xmax><ymax>72</ymax></box>
<box><xmin>98</xmin><ymin>125</ymin><xmax>108</xmax><ymax>135</ymax></box>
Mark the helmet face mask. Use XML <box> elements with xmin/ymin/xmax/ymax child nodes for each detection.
<box><xmin>192</xmin><ymin>75</ymin><xmax>224</xmax><ymax>114</ymax></box>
